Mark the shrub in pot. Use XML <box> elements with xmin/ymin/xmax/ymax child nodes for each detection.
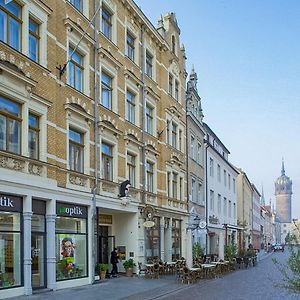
<box><xmin>123</xmin><ymin>259</ymin><xmax>136</xmax><ymax>277</ymax></box>
<box><xmin>97</xmin><ymin>263</ymin><xmax>109</xmax><ymax>280</ymax></box>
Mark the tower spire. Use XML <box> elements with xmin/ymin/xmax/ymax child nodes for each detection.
<box><xmin>281</xmin><ymin>158</ymin><xmax>285</xmax><ymax>176</ymax></box>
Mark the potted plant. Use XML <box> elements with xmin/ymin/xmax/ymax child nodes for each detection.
<box><xmin>123</xmin><ymin>258</ymin><xmax>136</xmax><ymax>277</ymax></box>
<box><xmin>97</xmin><ymin>263</ymin><xmax>109</xmax><ymax>280</ymax></box>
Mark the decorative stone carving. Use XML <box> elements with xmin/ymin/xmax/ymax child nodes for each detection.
<box><xmin>28</xmin><ymin>163</ymin><xmax>43</xmax><ymax>176</ymax></box>
<box><xmin>102</xmin><ymin>181</ymin><xmax>116</xmax><ymax>193</ymax></box>
<box><xmin>0</xmin><ymin>156</ymin><xmax>25</xmax><ymax>171</ymax></box>
<box><xmin>69</xmin><ymin>174</ymin><xmax>87</xmax><ymax>186</ymax></box>
<box><xmin>0</xmin><ymin>51</ymin><xmax>6</xmax><ymax>60</ymax></box>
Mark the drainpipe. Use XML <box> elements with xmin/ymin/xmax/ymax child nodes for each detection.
<box><xmin>205</xmin><ymin>140</ymin><xmax>209</xmax><ymax>255</ymax></box>
<box><xmin>141</xmin><ymin>24</ymin><xmax>146</xmax><ymax>204</ymax></box>
<box><xmin>91</xmin><ymin>0</ymin><xmax>99</xmax><ymax>284</ymax></box>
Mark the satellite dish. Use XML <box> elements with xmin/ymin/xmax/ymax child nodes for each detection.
<box><xmin>143</xmin><ymin>220</ymin><xmax>155</xmax><ymax>228</ymax></box>
<box><xmin>199</xmin><ymin>220</ymin><xmax>206</xmax><ymax>229</ymax></box>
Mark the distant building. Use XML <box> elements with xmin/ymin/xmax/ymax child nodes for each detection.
<box><xmin>251</xmin><ymin>184</ymin><xmax>261</xmax><ymax>250</ymax></box>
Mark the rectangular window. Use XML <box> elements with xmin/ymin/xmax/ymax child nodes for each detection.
<box><xmin>169</xmin><ymin>73</ymin><xmax>173</xmax><ymax>96</ymax></box>
<box><xmin>209</xmin><ymin>158</ymin><xmax>214</xmax><ymax>177</ymax></box>
<box><xmin>167</xmin><ymin>172</ymin><xmax>171</xmax><ymax>198</ymax></box>
<box><xmin>180</xmin><ymin>177</ymin><xmax>183</xmax><ymax>200</ymax></box>
<box><xmin>145</xmin><ymin>217</ymin><xmax>160</xmax><ymax>259</ymax></box>
<box><xmin>179</xmin><ymin>129</ymin><xmax>182</xmax><ymax>151</ymax></box>
<box><xmin>68</xmin><ymin>0</ymin><xmax>82</xmax><ymax>11</ymax></box>
<box><xmin>68</xmin><ymin>47</ymin><xmax>83</xmax><ymax>92</ymax></box>
<box><xmin>198</xmin><ymin>183</ymin><xmax>202</xmax><ymax>204</ymax></box>
<box><xmin>28</xmin><ymin>113</ymin><xmax>39</xmax><ymax>159</ymax></box>
<box><xmin>145</xmin><ymin>104</ymin><xmax>153</xmax><ymax>134</ymax></box>
<box><xmin>175</xmin><ymin>80</ymin><xmax>179</xmax><ymax>101</ymax></box>
<box><xmin>233</xmin><ymin>203</ymin><xmax>236</xmax><ymax>219</ymax></box>
<box><xmin>0</xmin><ymin>211</ymin><xmax>21</xmax><ymax>289</ymax></box>
<box><xmin>191</xmin><ymin>178</ymin><xmax>196</xmax><ymax>202</ymax></box>
<box><xmin>224</xmin><ymin>197</ymin><xmax>227</xmax><ymax>217</ymax></box>
<box><xmin>166</xmin><ymin>120</ymin><xmax>170</xmax><ymax>144</ymax></box>
<box><xmin>102</xmin><ymin>7</ymin><xmax>112</xmax><ymax>40</ymax></box>
<box><xmin>126</xmin><ymin>31</ymin><xmax>135</xmax><ymax>61</ymax></box>
<box><xmin>102</xmin><ymin>142</ymin><xmax>113</xmax><ymax>181</ymax></box>
<box><xmin>229</xmin><ymin>200</ymin><xmax>232</xmax><ymax>218</ymax></box>
<box><xmin>197</xmin><ymin>143</ymin><xmax>202</xmax><ymax>164</ymax></box>
<box><xmin>29</xmin><ymin>18</ymin><xmax>39</xmax><ymax>62</ymax></box>
<box><xmin>126</xmin><ymin>90</ymin><xmax>135</xmax><ymax>124</ymax></box>
<box><xmin>217</xmin><ymin>164</ymin><xmax>221</xmax><ymax>182</ymax></box>
<box><xmin>190</xmin><ymin>136</ymin><xmax>195</xmax><ymax>159</ymax></box>
<box><xmin>218</xmin><ymin>194</ymin><xmax>221</xmax><ymax>214</ymax></box>
<box><xmin>224</xmin><ymin>170</ymin><xmax>227</xmax><ymax>186</ymax></box>
<box><xmin>127</xmin><ymin>153</ymin><xmax>136</xmax><ymax>187</ymax></box>
<box><xmin>210</xmin><ymin>190</ymin><xmax>214</xmax><ymax>211</ymax></box>
<box><xmin>172</xmin><ymin>172</ymin><xmax>178</xmax><ymax>199</ymax></box>
<box><xmin>228</xmin><ymin>174</ymin><xmax>231</xmax><ymax>190</ymax></box>
<box><xmin>0</xmin><ymin>1</ymin><xmax>21</xmax><ymax>51</ymax></box>
<box><xmin>233</xmin><ymin>178</ymin><xmax>236</xmax><ymax>193</ymax></box>
<box><xmin>0</xmin><ymin>96</ymin><xmax>21</xmax><ymax>154</ymax></box>
<box><xmin>171</xmin><ymin>122</ymin><xmax>177</xmax><ymax>148</ymax></box>
<box><xmin>101</xmin><ymin>72</ymin><xmax>112</xmax><ymax>110</ymax></box>
<box><xmin>69</xmin><ymin>129</ymin><xmax>84</xmax><ymax>173</ymax></box>
<box><xmin>146</xmin><ymin>161</ymin><xmax>154</xmax><ymax>192</ymax></box>
<box><xmin>146</xmin><ymin>51</ymin><xmax>153</xmax><ymax>78</ymax></box>
<box><xmin>172</xmin><ymin>219</ymin><xmax>181</xmax><ymax>260</ymax></box>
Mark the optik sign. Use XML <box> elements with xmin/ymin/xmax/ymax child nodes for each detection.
<box><xmin>56</xmin><ymin>203</ymin><xmax>87</xmax><ymax>218</ymax></box>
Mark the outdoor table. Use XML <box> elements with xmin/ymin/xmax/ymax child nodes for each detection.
<box><xmin>200</xmin><ymin>264</ymin><xmax>216</xmax><ymax>278</ymax></box>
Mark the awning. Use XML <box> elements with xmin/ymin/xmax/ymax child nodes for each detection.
<box><xmin>223</xmin><ymin>224</ymin><xmax>244</xmax><ymax>230</ymax></box>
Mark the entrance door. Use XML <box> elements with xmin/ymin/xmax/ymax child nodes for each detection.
<box><xmin>31</xmin><ymin>233</ymin><xmax>46</xmax><ymax>288</ymax></box>
<box><xmin>99</xmin><ymin>236</ymin><xmax>115</xmax><ymax>264</ymax></box>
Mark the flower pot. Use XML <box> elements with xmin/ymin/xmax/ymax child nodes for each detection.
<box><xmin>125</xmin><ymin>268</ymin><xmax>133</xmax><ymax>277</ymax></box>
<box><xmin>100</xmin><ymin>271</ymin><xmax>106</xmax><ymax>280</ymax></box>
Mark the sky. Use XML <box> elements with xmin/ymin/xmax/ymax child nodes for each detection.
<box><xmin>135</xmin><ymin>0</ymin><xmax>300</xmax><ymax>218</ymax></box>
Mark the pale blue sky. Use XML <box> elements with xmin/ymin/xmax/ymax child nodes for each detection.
<box><xmin>135</xmin><ymin>0</ymin><xmax>300</xmax><ymax>217</ymax></box>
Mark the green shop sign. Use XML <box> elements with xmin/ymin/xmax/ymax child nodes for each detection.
<box><xmin>56</xmin><ymin>202</ymin><xmax>87</xmax><ymax>218</ymax></box>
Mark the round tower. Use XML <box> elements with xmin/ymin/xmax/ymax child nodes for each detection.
<box><xmin>275</xmin><ymin>159</ymin><xmax>292</xmax><ymax>223</ymax></box>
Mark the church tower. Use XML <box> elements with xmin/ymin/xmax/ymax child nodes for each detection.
<box><xmin>275</xmin><ymin>159</ymin><xmax>292</xmax><ymax>223</ymax></box>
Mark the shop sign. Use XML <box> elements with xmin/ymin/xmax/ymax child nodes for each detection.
<box><xmin>56</xmin><ymin>203</ymin><xmax>87</xmax><ymax>218</ymax></box>
<box><xmin>99</xmin><ymin>214</ymin><xmax>112</xmax><ymax>224</ymax></box>
<box><xmin>209</xmin><ymin>215</ymin><xmax>219</xmax><ymax>224</ymax></box>
<box><xmin>0</xmin><ymin>195</ymin><xmax>22</xmax><ymax>212</ymax></box>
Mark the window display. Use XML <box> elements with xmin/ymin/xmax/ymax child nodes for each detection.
<box><xmin>56</xmin><ymin>203</ymin><xmax>87</xmax><ymax>281</ymax></box>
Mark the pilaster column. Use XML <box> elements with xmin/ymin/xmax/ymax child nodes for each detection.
<box><xmin>168</xmin><ymin>218</ymin><xmax>172</xmax><ymax>261</ymax></box>
<box><xmin>46</xmin><ymin>200</ymin><xmax>56</xmax><ymax>290</ymax></box>
<box><xmin>160</xmin><ymin>217</ymin><xmax>165</xmax><ymax>260</ymax></box>
<box><xmin>23</xmin><ymin>195</ymin><xmax>32</xmax><ymax>295</ymax></box>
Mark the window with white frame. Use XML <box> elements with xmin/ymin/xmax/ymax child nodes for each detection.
<box><xmin>168</xmin><ymin>73</ymin><xmax>173</xmax><ymax>96</ymax></box>
<box><xmin>101</xmin><ymin>72</ymin><xmax>112</xmax><ymax>109</ymax></box>
<box><xmin>126</xmin><ymin>30</ymin><xmax>135</xmax><ymax>61</ymax></box>
<box><xmin>224</xmin><ymin>170</ymin><xmax>227</xmax><ymax>186</ymax></box>
<box><xmin>171</xmin><ymin>122</ymin><xmax>177</xmax><ymax>148</ymax></box>
<box><xmin>0</xmin><ymin>1</ymin><xmax>21</xmax><ymax>51</ymax></box>
<box><xmin>175</xmin><ymin>80</ymin><xmax>179</xmax><ymax>101</ymax></box>
<box><xmin>233</xmin><ymin>178</ymin><xmax>236</xmax><ymax>193</ymax></box>
<box><xmin>166</xmin><ymin>120</ymin><xmax>170</xmax><ymax>144</ymax></box>
<box><xmin>146</xmin><ymin>161</ymin><xmax>154</xmax><ymax>192</ymax></box>
<box><xmin>145</xmin><ymin>104</ymin><xmax>153</xmax><ymax>134</ymax></box>
<box><xmin>101</xmin><ymin>142</ymin><xmax>113</xmax><ymax>181</ymax></box>
<box><xmin>218</xmin><ymin>194</ymin><xmax>221</xmax><ymax>214</ymax></box>
<box><xmin>28</xmin><ymin>113</ymin><xmax>39</xmax><ymax>159</ymax></box>
<box><xmin>228</xmin><ymin>174</ymin><xmax>231</xmax><ymax>190</ymax></box>
<box><xmin>229</xmin><ymin>200</ymin><xmax>232</xmax><ymax>218</ymax></box>
<box><xmin>69</xmin><ymin>128</ymin><xmax>84</xmax><ymax>173</ymax></box>
<box><xmin>190</xmin><ymin>135</ymin><xmax>195</xmax><ymax>159</ymax></box>
<box><xmin>209</xmin><ymin>158</ymin><xmax>214</xmax><ymax>177</ymax></box>
<box><xmin>180</xmin><ymin>177</ymin><xmax>183</xmax><ymax>200</ymax></box>
<box><xmin>172</xmin><ymin>172</ymin><xmax>178</xmax><ymax>199</ymax></box>
<box><xmin>101</xmin><ymin>6</ymin><xmax>112</xmax><ymax>40</ymax></box>
<box><xmin>0</xmin><ymin>96</ymin><xmax>21</xmax><ymax>155</ymax></box>
<box><xmin>179</xmin><ymin>129</ymin><xmax>182</xmax><ymax>151</ymax></box>
<box><xmin>68</xmin><ymin>47</ymin><xmax>83</xmax><ymax>92</ymax></box>
<box><xmin>217</xmin><ymin>164</ymin><xmax>221</xmax><ymax>182</ymax></box>
<box><xmin>146</xmin><ymin>51</ymin><xmax>153</xmax><ymax>78</ymax></box>
<box><xmin>29</xmin><ymin>18</ymin><xmax>40</xmax><ymax>62</ymax></box>
<box><xmin>210</xmin><ymin>190</ymin><xmax>214</xmax><ymax>211</ymax></box>
<box><xmin>127</xmin><ymin>152</ymin><xmax>136</xmax><ymax>187</ymax></box>
<box><xmin>126</xmin><ymin>90</ymin><xmax>135</xmax><ymax>124</ymax></box>
<box><xmin>224</xmin><ymin>197</ymin><xmax>227</xmax><ymax>216</ymax></box>
<box><xmin>233</xmin><ymin>203</ymin><xmax>236</xmax><ymax>219</ymax></box>
<box><xmin>197</xmin><ymin>143</ymin><xmax>202</xmax><ymax>164</ymax></box>
<box><xmin>198</xmin><ymin>182</ymin><xmax>202</xmax><ymax>205</ymax></box>
<box><xmin>191</xmin><ymin>178</ymin><xmax>196</xmax><ymax>202</ymax></box>
<box><xmin>68</xmin><ymin>0</ymin><xmax>82</xmax><ymax>12</ymax></box>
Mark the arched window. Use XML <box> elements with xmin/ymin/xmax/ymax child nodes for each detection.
<box><xmin>172</xmin><ymin>35</ymin><xmax>176</xmax><ymax>54</ymax></box>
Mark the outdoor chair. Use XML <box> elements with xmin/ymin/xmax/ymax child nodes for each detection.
<box><xmin>153</xmin><ymin>263</ymin><xmax>160</xmax><ymax>279</ymax></box>
<box><xmin>138</xmin><ymin>262</ymin><xmax>147</xmax><ymax>277</ymax></box>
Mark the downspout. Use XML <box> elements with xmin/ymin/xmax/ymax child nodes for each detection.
<box><xmin>205</xmin><ymin>141</ymin><xmax>209</xmax><ymax>255</ymax></box>
<box><xmin>91</xmin><ymin>0</ymin><xmax>99</xmax><ymax>284</ymax></box>
<box><xmin>141</xmin><ymin>24</ymin><xmax>146</xmax><ymax>204</ymax></box>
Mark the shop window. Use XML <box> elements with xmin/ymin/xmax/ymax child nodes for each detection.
<box><xmin>126</xmin><ymin>31</ymin><xmax>135</xmax><ymax>61</ymax></box>
<box><xmin>101</xmin><ymin>142</ymin><xmax>113</xmax><ymax>181</ymax></box>
<box><xmin>69</xmin><ymin>128</ymin><xmax>84</xmax><ymax>173</ymax></box>
<box><xmin>56</xmin><ymin>203</ymin><xmax>88</xmax><ymax>281</ymax></box>
<box><xmin>101</xmin><ymin>6</ymin><xmax>112</xmax><ymax>40</ymax></box>
<box><xmin>172</xmin><ymin>219</ymin><xmax>181</xmax><ymax>260</ymax></box>
<box><xmin>101</xmin><ymin>72</ymin><xmax>112</xmax><ymax>110</ymax></box>
<box><xmin>126</xmin><ymin>90</ymin><xmax>135</xmax><ymax>124</ymax></box>
<box><xmin>0</xmin><ymin>195</ymin><xmax>22</xmax><ymax>290</ymax></box>
<box><xmin>28</xmin><ymin>113</ymin><xmax>39</xmax><ymax>159</ymax></box>
<box><xmin>68</xmin><ymin>47</ymin><xmax>83</xmax><ymax>92</ymax></box>
<box><xmin>145</xmin><ymin>217</ymin><xmax>160</xmax><ymax>260</ymax></box>
<box><xmin>0</xmin><ymin>96</ymin><xmax>21</xmax><ymax>155</ymax></box>
<box><xmin>0</xmin><ymin>1</ymin><xmax>21</xmax><ymax>51</ymax></box>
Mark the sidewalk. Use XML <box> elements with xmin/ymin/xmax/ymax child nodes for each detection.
<box><xmin>257</xmin><ymin>250</ymin><xmax>273</xmax><ymax>261</ymax></box>
<box><xmin>13</xmin><ymin>275</ymin><xmax>189</xmax><ymax>300</ymax></box>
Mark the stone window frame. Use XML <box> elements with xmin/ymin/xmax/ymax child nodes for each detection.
<box><xmin>166</xmin><ymin>165</ymin><xmax>185</xmax><ymax>200</ymax></box>
<box><xmin>125</xmin><ymin>19</ymin><xmax>139</xmax><ymax>66</ymax></box>
<box><xmin>125</xmin><ymin>78</ymin><xmax>139</xmax><ymax>127</ymax></box>
<box><xmin>125</xmin><ymin>146</ymin><xmax>140</xmax><ymax>189</ymax></box>
<box><xmin>145</xmin><ymin>97</ymin><xmax>156</xmax><ymax>137</ymax></box>
<box><xmin>144</xmin><ymin>42</ymin><xmax>156</xmax><ymax>82</ymax></box>
<box><xmin>100</xmin><ymin>0</ymin><xmax>117</xmax><ymax>45</ymax></box>
<box><xmin>67</xmin><ymin>0</ymin><xmax>89</xmax><ymax>17</ymax></box>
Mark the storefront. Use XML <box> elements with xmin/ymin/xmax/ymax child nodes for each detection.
<box><xmin>55</xmin><ymin>203</ymin><xmax>88</xmax><ymax>281</ymax></box>
<box><xmin>0</xmin><ymin>194</ymin><xmax>22</xmax><ymax>290</ymax></box>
